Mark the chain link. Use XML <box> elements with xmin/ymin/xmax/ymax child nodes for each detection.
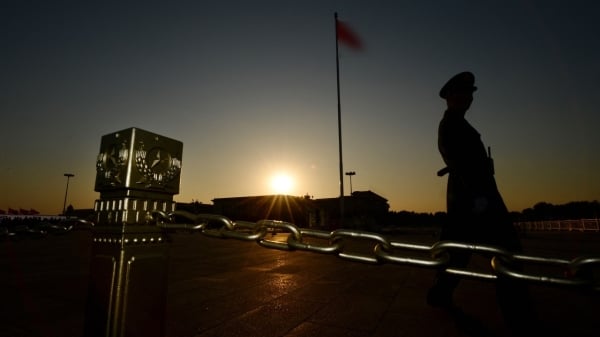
<box><xmin>153</xmin><ymin>210</ymin><xmax>599</xmax><ymax>290</ymax></box>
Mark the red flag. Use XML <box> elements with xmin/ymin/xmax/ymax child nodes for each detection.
<box><xmin>8</xmin><ymin>208</ymin><xmax>19</xmax><ymax>215</ymax></box>
<box><xmin>336</xmin><ymin>19</ymin><xmax>362</xmax><ymax>49</ymax></box>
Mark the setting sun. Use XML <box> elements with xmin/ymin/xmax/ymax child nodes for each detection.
<box><xmin>270</xmin><ymin>173</ymin><xmax>294</xmax><ymax>195</ymax></box>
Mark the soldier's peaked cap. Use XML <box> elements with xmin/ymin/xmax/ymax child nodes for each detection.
<box><xmin>439</xmin><ymin>71</ymin><xmax>477</xmax><ymax>99</ymax></box>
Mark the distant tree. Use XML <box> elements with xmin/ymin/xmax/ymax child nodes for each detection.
<box><xmin>516</xmin><ymin>200</ymin><xmax>600</xmax><ymax>221</ymax></box>
<box><xmin>533</xmin><ymin>202</ymin><xmax>554</xmax><ymax>220</ymax></box>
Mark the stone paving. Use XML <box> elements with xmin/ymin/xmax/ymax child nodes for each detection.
<box><xmin>1</xmin><ymin>230</ymin><xmax>599</xmax><ymax>337</ymax></box>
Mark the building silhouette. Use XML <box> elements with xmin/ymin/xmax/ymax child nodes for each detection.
<box><xmin>312</xmin><ymin>191</ymin><xmax>389</xmax><ymax>230</ymax></box>
<box><xmin>189</xmin><ymin>190</ymin><xmax>390</xmax><ymax>230</ymax></box>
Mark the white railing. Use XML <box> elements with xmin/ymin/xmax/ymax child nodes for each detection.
<box><xmin>515</xmin><ymin>219</ymin><xmax>600</xmax><ymax>232</ymax></box>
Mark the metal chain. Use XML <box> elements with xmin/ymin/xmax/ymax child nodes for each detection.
<box><xmin>153</xmin><ymin>210</ymin><xmax>600</xmax><ymax>291</ymax></box>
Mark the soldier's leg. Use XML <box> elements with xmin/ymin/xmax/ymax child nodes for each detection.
<box><xmin>427</xmin><ymin>249</ymin><xmax>471</xmax><ymax>308</ymax></box>
<box><xmin>496</xmin><ymin>276</ymin><xmax>538</xmax><ymax>336</ymax></box>
<box><xmin>427</xmin><ymin>212</ymin><xmax>474</xmax><ymax>308</ymax></box>
<box><xmin>494</xmin><ymin>223</ymin><xmax>539</xmax><ymax>335</ymax></box>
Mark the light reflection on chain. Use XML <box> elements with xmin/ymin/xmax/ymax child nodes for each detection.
<box><xmin>152</xmin><ymin>210</ymin><xmax>600</xmax><ymax>291</ymax></box>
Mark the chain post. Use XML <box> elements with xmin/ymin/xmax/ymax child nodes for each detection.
<box><xmin>84</xmin><ymin>127</ymin><xmax>183</xmax><ymax>337</ymax></box>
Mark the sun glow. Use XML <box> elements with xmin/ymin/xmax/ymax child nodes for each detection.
<box><xmin>270</xmin><ymin>173</ymin><xmax>294</xmax><ymax>195</ymax></box>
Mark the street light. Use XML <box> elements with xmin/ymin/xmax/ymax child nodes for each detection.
<box><xmin>345</xmin><ymin>171</ymin><xmax>356</xmax><ymax>195</ymax></box>
<box><xmin>62</xmin><ymin>173</ymin><xmax>74</xmax><ymax>215</ymax></box>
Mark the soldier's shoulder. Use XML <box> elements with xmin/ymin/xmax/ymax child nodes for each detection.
<box><xmin>439</xmin><ymin>115</ymin><xmax>462</xmax><ymax>129</ymax></box>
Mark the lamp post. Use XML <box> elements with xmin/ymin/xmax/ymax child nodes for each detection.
<box><xmin>62</xmin><ymin>173</ymin><xmax>74</xmax><ymax>215</ymax></box>
<box><xmin>345</xmin><ymin>171</ymin><xmax>356</xmax><ymax>195</ymax></box>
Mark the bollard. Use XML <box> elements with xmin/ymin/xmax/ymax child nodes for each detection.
<box><xmin>84</xmin><ymin>127</ymin><xmax>183</xmax><ymax>337</ymax></box>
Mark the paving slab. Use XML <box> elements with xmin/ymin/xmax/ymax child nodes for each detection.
<box><xmin>1</xmin><ymin>230</ymin><xmax>599</xmax><ymax>337</ymax></box>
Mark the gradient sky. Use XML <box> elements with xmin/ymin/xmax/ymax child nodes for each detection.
<box><xmin>2</xmin><ymin>0</ymin><xmax>599</xmax><ymax>215</ymax></box>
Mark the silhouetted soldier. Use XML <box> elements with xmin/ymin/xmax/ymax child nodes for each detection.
<box><xmin>429</xmin><ymin>71</ymin><xmax>536</xmax><ymax>335</ymax></box>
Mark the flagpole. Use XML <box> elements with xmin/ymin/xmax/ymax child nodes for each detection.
<box><xmin>334</xmin><ymin>12</ymin><xmax>344</xmax><ymax>226</ymax></box>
